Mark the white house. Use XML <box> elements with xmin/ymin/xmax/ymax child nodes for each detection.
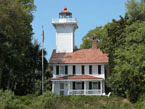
<box><xmin>49</xmin><ymin>8</ymin><xmax>109</xmax><ymax>96</ymax></box>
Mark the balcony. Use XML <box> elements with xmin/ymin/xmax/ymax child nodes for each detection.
<box><xmin>52</xmin><ymin>18</ymin><xmax>77</xmax><ymax>24</ymax></box>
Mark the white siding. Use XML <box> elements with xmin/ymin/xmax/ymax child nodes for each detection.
<box><xmin>55</xmin><ymin>25</ymin><xmax>76</xmax><ymax>53</ymax></box>
<box><xmin>85</xmin><ymin>65</ymin><xmax>89</xmax><ymax>75</ymax></box>
<box><xmin>68</xmin><ymin>65</ymin><xmax>72</xmax><ymax>75</ymax></box>
<box><xmin>60</xmin><ymin>65</ymin><xmax>64</xmax><ymax>75</ymax></box>
<box><xmin>76</xmin><ymin>65</ymin><xmax>81</xmax><ymax>75</ymax></box>
<box><xmin>52</xmin><ymin>64</ymin><xmax>106</xmax><ymax>79</ymax></box>
<box><xmin>93</xmin><ymin>65</ymin><xmax>98</xmax><ymax>75</ymax></box>
<box><xmin>101</xmin><ymin>65</ymin><xmax>104</xmax><ymax>74</ymax></box>
<box><xmin>54</xmin><ymin>82</ymin><xmax>60</xmax><ymax>95</ymax></box>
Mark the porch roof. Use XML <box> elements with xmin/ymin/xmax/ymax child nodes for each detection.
<box><xmin>51</xmin><ymin>75</ymin><xmax>103</xmax><ymax>81</ymax></box>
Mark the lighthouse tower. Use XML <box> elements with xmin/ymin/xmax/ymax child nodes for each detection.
<box><xmin>52</xmin><ymin>8</ymin><xmax>78</xmax><ymax>53</ymax></box>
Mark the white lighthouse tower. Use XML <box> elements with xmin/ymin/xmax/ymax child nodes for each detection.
<box><xmin>52</xmin><ymin>8</ymin><xmax>78</xmax><ymax>53</ymax></box>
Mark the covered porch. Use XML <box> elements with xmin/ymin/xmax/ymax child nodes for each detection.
<box><xmin>68</xmin><ymin>80</ymin><xmax>105</xmax><ymax>95</ymax></box>
<box><xmin>52</xmin><ymin>75</ymin><xmax>105</xmax><ymax>96</ymax></box>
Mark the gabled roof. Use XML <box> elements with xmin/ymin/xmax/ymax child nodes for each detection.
<box><xmin>52</xmin><ymin>75</ymin><xmax>103</xmax><ymax>80</ymax></box>
<box><xmin>49</xmin><ymin>49</ymin><xmax>108</xmax><ymax>64</ymax></box>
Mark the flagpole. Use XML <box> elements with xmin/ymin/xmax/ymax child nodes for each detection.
<box><xmin>42</xmin><ymin>25</ymin><xmax>44</xmax><ymax>94</ymax></box>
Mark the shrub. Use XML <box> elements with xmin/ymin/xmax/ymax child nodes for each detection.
<box><xmin>135</xmin><ymin>93</ymin><xmax>145</xmax><ymax>109</ymax></box>
<box><xmin>0</xmin><ymin>90</ymin><xmax>22</xmax><ymax>109</ymax></box>
<box><xmin>120</xmin><ymin>102</ymin><xmax>131</xmax><ymax>109</ymax></box>
<box><xmin>106</xmin><ymin>101</ymin><xmax>115</xmax><ymax>109</ymax></box>
<box><xmin>33</xmin><ymin>91</ymin><xmax>59</xmax><ymax>109</ymax></box>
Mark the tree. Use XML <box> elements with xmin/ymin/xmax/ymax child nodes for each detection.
<box><xmin>80</xmin><ymin>26</ymin><xmax>105</xmax><ymax>49</ymax></box>
<box><xmin>0</xmin><ymin>0</ymin><xmax>33</xmax><ymax>89</ymax></box>
<box><xmin>99</xmin><ymin>0</ymin><xmax>145</xmax><ymax>102</ymax></box>
<box><xmin>80</xmin><ymin>0</ymin><xmax>145</xmax><ymax>103</ymax></box>
<box><xmin>110</xmin><ymin>21</ymin><xmax>145</xmax><ymax>102</ymax></box>
<box><xmin>0</xmin><ymin>0</ymin><xmax>48</xmax><ymax>95</ymax></box>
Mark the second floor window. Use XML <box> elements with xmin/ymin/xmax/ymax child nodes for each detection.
<box><xmin>65</xmin><ymin>65</ymin><xmax>68</xmax><ymax>75</ymax></box>
<box><xmin>89</xmin><ymin>65</ymin><xmax>92</xmax><ymax>74</ymax></box>
<box><xmin>82</xmin><ymin>65</ymin><xmax>85</xmax><ymax>74</ymax></box>
<box><xmin>73</xmin><ymin>65</ymin><xmax>76</xmax><ymax>75</ymax></box>
<box><xmin>98</xmin><ymin>65</ymin><xmax>101</xmax><ymax>74</ymax></box>
<box><xmin>56</xmin><ymin>66</ymin><xmax>59</xmax><ymax>75</ymax></box>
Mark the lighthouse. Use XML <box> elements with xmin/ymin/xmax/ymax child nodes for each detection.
<box><xmin>52</xmin><ymin>8</ymin><xmax>78</xmax><ymax>53</ymax></box>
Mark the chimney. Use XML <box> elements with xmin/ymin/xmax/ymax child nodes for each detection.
<box><xmin>92</xmin><ymin>37</ymin><xmax>97</xmax><ymax>49</ymax></box>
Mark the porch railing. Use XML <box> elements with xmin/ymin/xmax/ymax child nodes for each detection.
<box><xmin>68</xmin><ymin>89</ymin><xmax>102</xmax><ymax>95</ymax></box>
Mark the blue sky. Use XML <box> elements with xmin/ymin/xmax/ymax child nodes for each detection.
<box><xmin>32</xmin><ymin>0</ymin><xmax>128</xmax><ymax>60</ymax></box>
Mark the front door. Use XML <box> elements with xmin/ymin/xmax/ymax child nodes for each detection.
<box><xmin>60</xmin><ymin>83</ymin><xmax>64</xmax><ymax>95</ymax></box>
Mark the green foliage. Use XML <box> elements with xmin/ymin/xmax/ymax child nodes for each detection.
<box><xmin>80</xmin><ymin>26</ymin><xmax>106</xmax><ymax>49</ymax></box>
<box><xmin>135</xmin><ymin>93</ymin><xmax>145</xmax><ymax>109</ymax></box>
<box><xmin>0</xmin><ymin>91</ymin><xmax>136</xmax><ymax>109</ymax></box>
<box><xmin>126</xmin><ymin>0</ymin><xmax>145</xmax><ymax>22</ymax></box>
<box><xmin>0</xmin><ymin>90</ymin><xmax>23</xmax><ymax>109</ymax></box>
<box><xmin>0</xmin><ymin>0</ymin><xmax>49</xmax><ymax>95</ymax></box>
<box><xmin>80</xmin><ymin>39</ymin><xmax>92</xmax><ymax>49</ymax></box>
<box><xmin>33</xmin><ymin>91</ymin><xmax>60</xmax><ymax>109</ymax></box>
<box><xmin>79</xmin><ymin>0</ymin><xmax>145</xmax><ymax>104</ymax></box>
<box><xmin>109</xmin><ymin>20</ymin><xmax>145</xmax><ymax>102</ymax></box>
<box><xmin>74</xmin><ymin>45</ymin><xmax>79</xmax><ymax>49</ymax></box>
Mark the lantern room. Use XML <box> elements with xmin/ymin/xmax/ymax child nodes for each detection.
<box><xmin>59</xmin><ymin>8</ymin><xmax>72</xmax><ymax>18</ymax></box>
<box><xmin>52</xmin><ymin>8</ymin><xmax>78</xmax><ymax>53</ymax></box>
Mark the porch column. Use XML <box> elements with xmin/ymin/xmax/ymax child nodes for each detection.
<box><xmin>101</xmin><ymin>80</ymin><xmax>103</xmax><ymax>95</ymax></box>
<box><xmin>52</xmin><ymin>81</ymin><xmax>55</xmax><ymax>93</ymax></box>
<box><xmin>103</xmin><ymin>80</ymin><xmax>105</xmax><ymax>94</ymax></box>
<box><xmin>84</xmin><ymin>81</ymin><xmax>87</xmax><ymax>95</ymax></box>
<box><xmin>68</xmin><ymin>81</ymin><xmax>70</xmax><ymax>95</ymax></box>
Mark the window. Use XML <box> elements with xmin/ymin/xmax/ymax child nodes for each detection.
<box><xmin>82</xmin><ymin>65</ymin><xmax>85</xmax><ymax>74</ymax></box>
<box><xmin>56</xmin><ymin>66</ymin><xmax>59</xmax><ymax>75</ymax></box>
<box><xmin>98</xmin><ymin>65</ymin><xmax>101</xmax><ymax>74</ymax></box>
<box><xmin>98</xmin><ymin>81</ymin><xmax>100</xmax><ymax>89</ymax></box>
<box><xmin>73</xmin><ymin>65</ymin><xmax>76</xmax><ymax>75</ymax></box>
<box><xmin>89</xmin><ymin>65</ymin><xmax>92</xmax><ymax>74</ymax></box>
<box><xmin>74</xmin><ymin>82</ymin><xmax>84</xmax><ymax>90</ymax></box>
<box><xmin>82</xmin><ymin>82</ymin><xmax>84</xmax><ymax>89</ymax></box>
<box><xmin>65</xmin><ymin>65</ymin><xmax>68</xmax><ymax>75</ymax></box>
<box><xmin>89</xmin><ymin>82</ymin><xmax>101</xmax><ymax>89</ymax></box>
<box><xmin>89</xmin><ymin>82</ymin><xmax>92</xmax><ymax>89</ymax></box>
<box><xmin>93</xmin><ymin>82</ymin><xmax>97</xmax><ymax>89</ymax></box>
<box><xmin>60</xmin><ymin>83</ymin><xmax>64</xmax><ymax>89</ymax></box>
<box><xmin>60</xmin><ymin>91</ymin><xmax>64</xmax><ymax>95</ymax></box>
<box><xmin>76</xmin><ymin>82</ymin><xmax>82</xmax><ymax>90</ymax></box>
<box><xmin>73</xmin><ymin>82</ymin><xmax>75</xmax><ymax>90</ymax></box>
